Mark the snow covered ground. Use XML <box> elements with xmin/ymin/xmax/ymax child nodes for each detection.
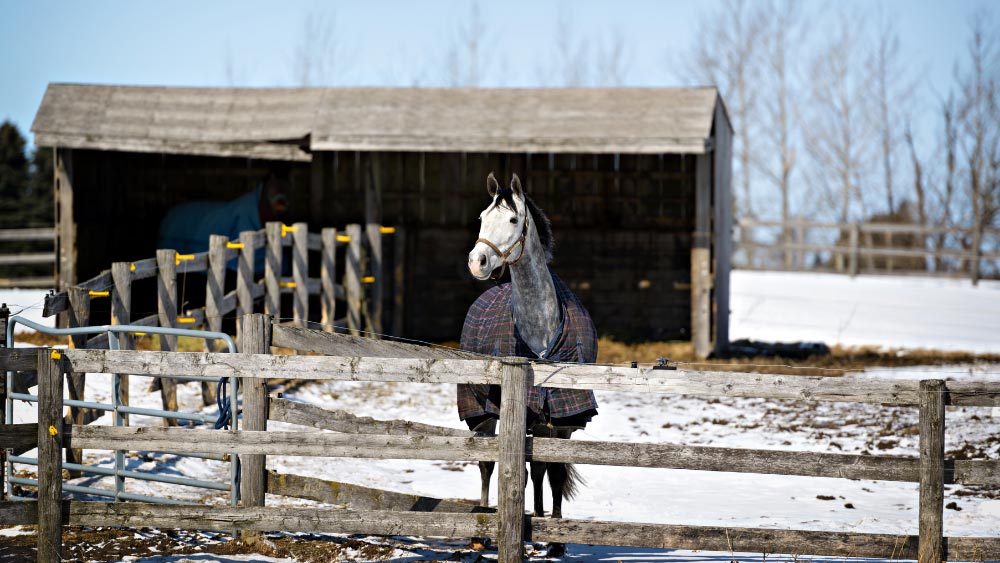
<box><xmin>2</xmin><ymin>272</ymin><xmax>999</xmax><ymax>562</ymax></box>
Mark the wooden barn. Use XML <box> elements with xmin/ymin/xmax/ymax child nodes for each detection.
<box><xmin>32</xmin><ymin>84</ymin><xmax>732</xmax><ymax>356</ymax></box>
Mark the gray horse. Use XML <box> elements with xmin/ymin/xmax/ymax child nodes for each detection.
<box><xmin>458</xmin><ymin>173</ymin><xmax>599</xmax><ymax>557</ymax></box>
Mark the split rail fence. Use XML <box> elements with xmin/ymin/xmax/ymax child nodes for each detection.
<box><xmin>0</xmin><ymin>227</ymin><xmax>55</xmax><ymax>289</ymax></box>
<box><xmin>736</xmin><ymin>218</ymin><xmax>1000</xmax><ymax>281</ymax></box>
<box><xmin>2</xmin><ymin>314</ymin><xmax>1000</xmax><ymax>562</ymax></box>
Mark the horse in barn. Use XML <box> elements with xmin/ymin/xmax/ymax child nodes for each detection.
<box><xmin>458</xmin><ymin>172</ymin><xmax>599</xmax><ymax>557</ymax></box>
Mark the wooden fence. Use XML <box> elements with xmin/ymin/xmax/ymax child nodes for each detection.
<box><xmin>0</xmin><ymin>227</ymin><xmax>55</xmax><ymax>288</ymax></box>
<box><xmin>737</xmin><ymin>218</ymin><xmax>1000</xmax><ymax>282</ymax></box>
<box><xmin>2</xmin><ymin>314</ymin><xmax>1000</xmax><ymax>563</ymax></box>
<box><xmin>36</xmin><ymin>220</ymin><xmax>402</xmax><ymax>434</ymax></box>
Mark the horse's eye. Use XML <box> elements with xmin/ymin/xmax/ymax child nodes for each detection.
<box><xmin>509</xmin><ymin>217</ymin><xmax>517</xmax><ymax>224</ymax></box>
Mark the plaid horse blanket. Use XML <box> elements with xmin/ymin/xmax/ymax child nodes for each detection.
<box><xmin>457</xmin><ymin>272</ymin><xmax>598</xmax><ymax>424</ymax></box>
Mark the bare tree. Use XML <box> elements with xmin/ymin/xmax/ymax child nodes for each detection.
<box><xmin>444</xmin><ymin>2</ymin><xmax>491</xmax><ymax>87</ymax></box>
<box><xmin>292</xmin><ymin>9</ymin><xmax>344</xmax><ymax>86</ymax></box>
<box><xmin>804</xmin><ymin>11</ymin><xmax>874</xmax><ymax>225</ymax></box>
<box><xmin>753</xmin><ymin>0</ymin><xmax>806</xmax><ymax>267</ymax></box>
<box><xmin>682</xmin><ymin>0</ymin><xmax>764</xmax><ymax>225</ymax></box>
<box><xmin>954</xmin><ymin>12</ymin><xmax>1000</xmax><ymax>282</ymax></box>
<box><xmin>594</xmin><ymin>29</ymin><xmax>629</xmax><ymax>87</ymax></box>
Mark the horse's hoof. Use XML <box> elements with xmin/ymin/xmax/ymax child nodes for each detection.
<box><xmin>469</xmin><ymin>538</ymin><xmax>491</xmax><ymax>551</ymax></box>
<box><xmin>546</xmin><ymin>543</ymin><xmax>567</xmax><ymax>558</ymax></box>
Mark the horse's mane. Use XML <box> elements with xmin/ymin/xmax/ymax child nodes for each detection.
<box><xmin>495</xmin><ymin>182</ymin><xmax>554</xmax><ymax>263</ymax></box>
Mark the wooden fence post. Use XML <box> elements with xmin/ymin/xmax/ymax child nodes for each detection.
<box><xmin>321</xmin><ymin>228</ymin><xmax>337</xmax><ymax>331</ymax></box>
<box><xmin>204</xmin><ymin>234</ymin><xmax>229</xmax><ymax>405</ymax></box>
<box><xmin>239</xmin><ymin>313</ymin><xmax>271</xmax><ymax>540</ymax></box>
<box><xmin>37</xmin><ymin>349</ymin><xmax>64</xmax><ymax>563</ymax></box>
<box><xmin>292</xmin><ymin>222</ymin><xmax>309</xmax><ymax>328</ymax></box>
<box><xmin>155</xmin><ymin>249</ymin><xmax>180</xmax><ymax>425</ymax></box>
<box><xmin>111</xmin><ymin>261</ymin><xmax>133</xmax><ymax>425</ymax></box>
<box><xmin>848</xmin><ymin>222</ymin><xmax>860</xmax><ymax>278</ymax></box>
<box><xmin>65</xmin><ymin>287</ymin><xmax>91</xmax><ymax>473</ymax></box>
<box><xmin>265</xmin><ymin>222</ymin><xmax>282</xmax><ymax>320</ymax></box>
<box><xmin>918</xmin><ymin>379</ymin><xmax>945</xmax><ymax>563</ymax></box>
<box><xmin>366</xmin><ymin>222</ymin><xmax>383</xmax><ymax>336</ymax></box>
<box><xmin>345</xmin><ymin>224</ymin><xmax>362</xmax><ymax>336</ymax></box>
<box><xmin>497</xmin><ymin>357</ymin><xmax>530</xmax><ymax>563</ymax></box>
<box><xmin>236</xmin><ymin>229</ymin><xmax>256</xmax><ymax>343</ymax></box>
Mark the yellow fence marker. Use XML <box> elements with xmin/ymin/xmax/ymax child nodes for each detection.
<box><xmin>279</xmin><ymin>281</ymin><xmax>296</xmax><ymax>289</ymax></box>
<box><xmin>48</xmin><ymin>425</ymin><xmax>57</xmax><ymax>436</ymax></box>
<box><xmin>50</xmin><ymin>350</ymin><xmax>61</xmax><ymax>360</ymax></box>
<box><xmin>175</xmin><ymin>254</ymin><xmax>195</xmax><ymax>266</ymax></box>
<box><xmin>226</xmin><ymin>242</ymin><xmax>244</xmax><ymax>249</ymax></box>
<box><xmin>361</xmin><ymin>276</ymin><xmax>376</xmax><ymax>284</ymax></box>
<box><xmin>336</xmin><ymin>235</ymin><xmax>351</xmax><ymax>243</ymax></box>
<box><xmin>281</xmin><ymin>224</ymin><xmax>298</xmax><ymax>238</ymax></box>
<box><xmin>88</xmin><ymin>291</ymin><xmax>110</xmax><ymax>298</ymax></box>
<box><xmin>379</xmin><ymin>226</ymin><xmax>396</xmax><ymax>234</ymax></box>
<box><xmin>177</xmin><ymin>317</ymin><xmax>196</xmax><ymax>324</ymax></box>
<box><xmin>130</xmin><ymin>263</ymin><xmax>136</xmax><ymax>272</ymax></box>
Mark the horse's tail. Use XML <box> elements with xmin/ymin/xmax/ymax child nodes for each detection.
<box><xmin>561</xmin><ymin>463</ymin><xmax>586</xmax><ymax>500</ymax></box>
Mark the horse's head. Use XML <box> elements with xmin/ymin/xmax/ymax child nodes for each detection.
<box><xmin>468</xmin><ymin>172</ymin><xmax>552</xmax><ymax>280</ymax></box>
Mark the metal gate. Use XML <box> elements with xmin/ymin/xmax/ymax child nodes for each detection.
<box><xmin>3</xmin><ymin>314</ymin><xmax>240</xmax><ymax>506</ymax></box>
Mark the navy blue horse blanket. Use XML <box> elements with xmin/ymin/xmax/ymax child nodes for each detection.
<box><xmin>457</xmin><ymin>272</ymin><xmax>598</xmax><ymax>427</ymax></box>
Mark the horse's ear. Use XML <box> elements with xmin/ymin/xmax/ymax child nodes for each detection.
<box><xmin>510</xmin><ymin>174</ymin><xmax>523</xmax><ymax>197</ymax></box>
<box><xmin>487</xmin><ymin>172</ymin><xmax>499</xmax><ymax>198</ymax></box>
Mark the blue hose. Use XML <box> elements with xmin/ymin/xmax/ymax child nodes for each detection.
<box><xmin>214</xmin><ymin>378</ymin><xmax>232</xmax><ymax>429</ymax></box>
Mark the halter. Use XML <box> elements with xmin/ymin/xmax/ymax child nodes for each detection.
<box><xmin>476</xmin><ymin>215</ymin><xmax>529</xmax><ymax>280</ymax></box>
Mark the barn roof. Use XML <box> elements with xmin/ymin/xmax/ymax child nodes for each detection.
<box><xmin>32</xmin><ymin>84</ymin><xmax>728</xmax><ymax>161</ymax></box>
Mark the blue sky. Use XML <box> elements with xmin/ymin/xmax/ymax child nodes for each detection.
<box><xmin>2</xmin><ymin>0</ymin><xmax>990</xmax><ymax>142</ymax></box>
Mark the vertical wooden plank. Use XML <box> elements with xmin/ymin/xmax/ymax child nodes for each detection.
<box><xmin>236</xmin><ymin>229</ymin><xmax>256</xmax><ymax>342</ymax></box>
<box><xmin>239</xmin><ymin>314</ymin><xmax>271</xmax><ymax>540</ymax></box>
<box><xmin>292</xmin><ymin>222</ymin><xmax>309</xmax><ymax>328</ymax></box>
<box><xmin>918</xmin><ymin>379</ymin><xmax>945</xmax><ymax>563</ymax></box>
<box><xmin>264</xmin><ymin>222</ymin><xmax>282</xmax><ymax>320</ymax></box>
<box><xmin>366</xmin><ymin>222</ymin><xmax>383</xmax><ymax>337</ymax></box>
<box><xmin>320</xmin><ymin>228</ymin><xmax>337</xmax><ymax>331</ymax></box>
<box><xmin>110</xmin><ymin>262</ymin><xmax>132</xmax><ymax>425</ymax></box>
<box><xmin>309</xmin><ymin>152</ymin><xmax>325</xmax><ymax>226</ymax></box>
<box><xmin>155</xmin><ymin>250</ymin><xmax>180</xmax><ymax>425</ymax></box>
<box><xmin>54</xmin><ymin>148</ymin><xmax>76</xmax><ymax>294</ymax></box>
<box><xmin>345</xmin><ymin>224</ymin><xmax>362</xmax><ymax>336</ymax></box>
<box><xmin>203</xmin><ymin>234</ymin><xmax>228</xmax><ymax>405</ymax></box>
<box><xmin>37</xmin><ymin>350</ymin><xmax>64</xmax><ymax>563</ymax></box>
<box><xmin>692</xmin><ymin>154</ymin><xmax>712</xmax><ymax>359</ymax></box>
<box><xmin>65</xmin><ymin>287</ymin><xmax>91</xmax><ymax>473</ymax></box>
<box><xmin>497</xmin><ymin>357</ymin><xmax>529</xmax><ymax>563</ymax></box>
<box><xmin>392</xmin><ymin>226</ymin><xmax>406</xmax><ymax>337</ymax></box>
<box><xmin>712</xmin><ymin>102</ymin><xmax>733</xmax><ymax>357</ymax></box>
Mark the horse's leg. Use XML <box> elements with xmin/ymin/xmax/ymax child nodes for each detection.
<box><xmin>478</xmin><ymin>461</ymin><xmax>495</xmax><ymax>507</ymax></box>
<box><xmin>530</xmin><ymin>461</ymin><xmax>547</xmax><ymax>516</ymax></box>
<box><xmin>545</xmin><ymin>428</ymin><xmax>577</xmax><ymax>558</ymax></box>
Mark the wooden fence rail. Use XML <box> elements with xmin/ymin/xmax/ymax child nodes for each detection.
<box><xmin>0</xmin><ymin>227</ymin><xmax>55</xmax><ymax>288</ymax></box>
<box><xmin>4</xmin><ymin>319</ymin><xmax>1000</xmax><ymax>563</ymax></box>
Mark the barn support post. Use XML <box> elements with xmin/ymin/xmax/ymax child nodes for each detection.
<box><xmin>692</xmin><ymin>154</ymin><xmax>712</xmax><ymax>359</ymax></box>
<box><xmin>203</xmin><ymin>234</ymin><xmax>228</xmax><ymax>405</ymax></box>
<box><xmin>711</xmin><ymin>104</ymin><xmax>733</xmax><ymax>357</ymax></box>
<box><xmin>37</xmin><ymin>349</ymin><xmax>64</xmax><ymax>563</ymax></box>
<box><xmin>497</xmin><ymin>357</ymin><xmax>530</xmax><ymax>563</ymax></box>
<box><xmin>292</xmin><ymin>222</ymin><xmax>309</xmax><ymax>328</ymax></box>
<box><xmin>155</xmin><ymin>249</ymin><xmax>180</xmax><ymax>425</ymax></box>
<box><xmin>54</xmin><ymin>148</ymin><xmax>76</xmax><ymax>300</ymax></box>
<box><xmin>110</xmin><ymin>262</ymin><xmax>133</xmax><ymax>425</ymax></box>
<box><xmin>236</xmin><ymin>229</ymin><xmax>256</xmax><ymax>343</ymax></box>
<box><xmin>239</xmin><ymin>313</ymin><xmax>271</xmax><ymax>541</ymax></box>
<box><xmin>320</xmin><ymin>228</ymin><xmax>337</xmax><ymax>331</ymax></box>
<box><xmin>918</xmin><ymin>379</ymin><xmax>945</xmax><ymax>563</ymax></box>
<box><xmin>65</xmin><ymin>287</ymin><xmax>91</xmax><ymax>473</ymax></box>
<box><xmin>265</xmin><ymin>222</ymin><xmax>282</xmax><ymax>319</ymax></box>
<box><xmin>391</xmin><ymin>226</ymin><xmax>406</xmax><ymax>337</ymax></box>
<box><xmin>345</xmin><ymin>224</ymin><xmax>363</xmax><ymax>336</ymax></box>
